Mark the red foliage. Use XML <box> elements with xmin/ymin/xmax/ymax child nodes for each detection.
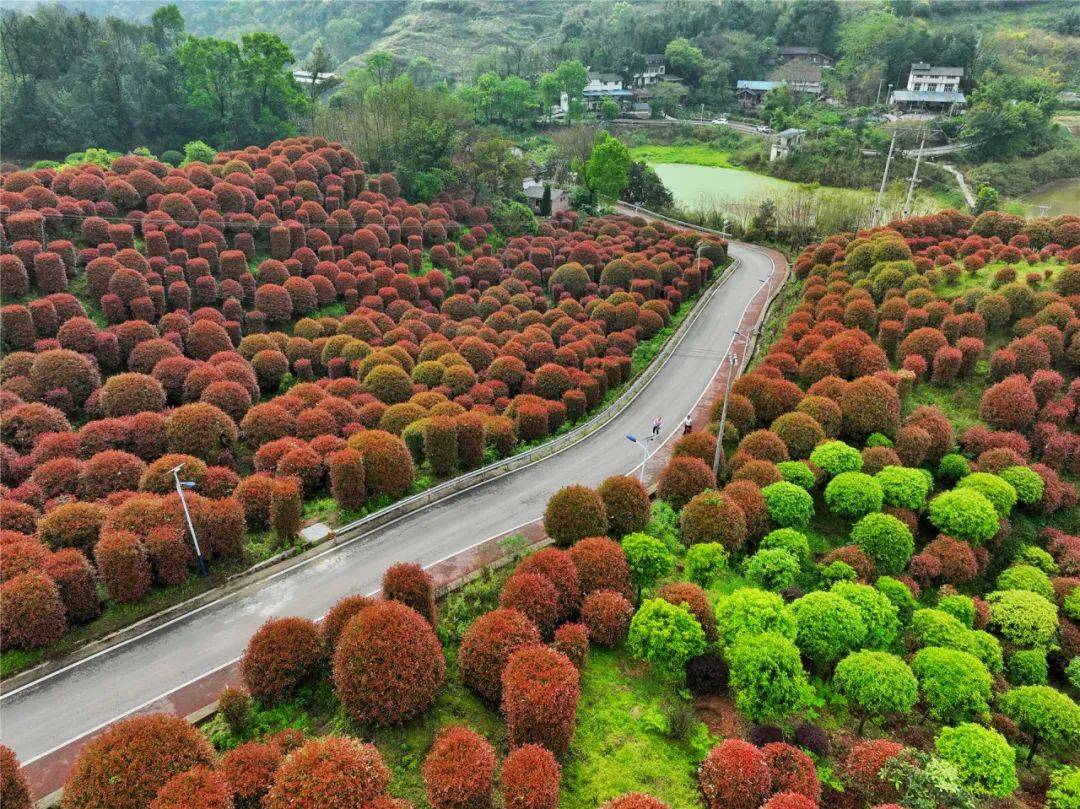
<box><xmin>502</xmin><ymin>644</ymin><xmax>580</xmax><ymax>757</ymax></box>
<box><xmin>979</xmin><ymin>374</ymin><xmax>1039</xmax><ymax>431</ymax></box>
<box><xmin>762</xmin><ymin>743</ymin><xmax>819</xmax><ymax>802</ymax></box>
<box><xmin>657</xmin><ymin>582</ymin><xmax>718</xmax><ymax>641</ymax></box>
<box><xmin>240</xmin><ymin>616</ymin><xmax>324</xmax><ymax>704</ymax></box>
<box><xmin>264</xmin><ymin>737</ymin><xmax>390</xmax><ymax>809</ymax></box>
<box><xmin>382</xmin><ymin>562</ymin><xmax>437</xmax><ymax>625</ymax></box>
<box><xmin>220</xmin><ymin>742</ymin><xmax>282</xmax><ymax>806</ymax></box>
<box><xmin>656</xmin><ymin>456</ymin><xmax>717</xmax><ymax>509</ymax></box>
<box><xmin>0</xmin><ymin>571</ymin><xmax>67</xmax><ymax>649</ymax></box>
<box><xmin>94</xmin><ymin>530</ymin><xmax>152</xmax><ymax>603</ymax></box>
<box><xmin>841</xmin><ymin>739</ymin><xmax>904</xmax><ymax>804</ymax></box>
<box><xmin>148</xmin><ymin>766</ymin><xmax>233</xmax><ymax>809</ymax></box>
<box><xmin>515</xmin><ymin>547</ymin><xmax>581</xmax><ymax>622</ymax></box>
<box><xmin>321</xmin><ymin>594</ymin><xmax>376</xmax><ymax>651</ymax></box>
<box><xmin>570</xmin><ymin>536</ymin><xmax>631</xmax><ymax>598</ymax></box>
<box><xmin>543</xmin><ymin>484</ymin><xmax>607</xmax><ymax>547</ymax></box>
<box><xmin>500</xmin><ymin>744</ymin><xmax>561</xmax><ymax>809</ymax></box>
<box><xmin>0</xmin><ymin>744</ymin><xmax>32</xmax><ymax>809</ymax></box>
<box><xmin>598</xmin><ymin>475</ymin><xmax>650</xmax><ymax>538</ymax></box>
<box><xmin>421</xmin><ymin>725</ymin><xmax>496</xmax><ymax>809</ymax></box>
<box><xmin>700</xmin><ymin>740</ymin><xmax>772</xmax><ymax>809</ymax></box>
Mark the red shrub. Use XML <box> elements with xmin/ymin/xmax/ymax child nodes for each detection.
<box><xmin>149</xmin><ymin>766</ymin><xmax>232</xmax><ymax>809</ymax></box>
<box><xmin>500</xmin><ymin>743</ymin><xmax>561</xmax><ymax>809</ymax></box>
<box><xmin>327</xmin><ymin>447</ymin><xmax>365</xmax><ymax>511</ymax></box>
<box><xmin>145</xmin><ymin>527</ymin><xmax>190</xmax><ymax>587</ymax></box>
<box><xmin>502</xmin><ymin>644</ymin><xmax>580</xmax><ymax>758</ymax></box>
<box><xmin>459</xmin><ymin>607</ymin><xmax>542</xmax><ymax>703</ymax></box>
<box><xmin>657</xmin><ymin>582</ymin><xmax>717</xmax><ymax>641</ymax></box>
<box><xmin>0</xmin><ymin>571</ymin><xmax>67</xmax><ymax>649</ymax></box>
<box><xmin>841</xmin><ymin>739</ymin><xmax>904</xmax><ymax>804</ymax></box>
<box><xmin>500</xmin><ymin>572</ymin><xmax>559</xmax><ymax>638</ymax></box>
<box><xmin>264</xmin><ymin>737</ymin><xmax>390</xmax><ymax>809</ymax></box>
<box><xmin>0</xmin><ymin>744</ymin><xmax>31</xmax><ymax>809</ymax></box>
<box><xmin>0</xmin><ymin>538</ymin><xmax>50</xmax><ymax>582</ymax></box>
<box><xmin>722</xmin><ymin>480</ymin><xmax>770</xmax><ymax>540</ymax></box>
<box><xmin>80</xmin><ymin>449</ymin><xmax>146</xmax><ymax>500</ymax></box>
<box><xmin>333</xmin><ymin>599</ymin><xmax>445</xmax><ymax>725</ymax></box>
<box><xmin>382</xmin><ymin>562</ymin><xmax>437</xmax><ymax>624</ymax></box>
<box><xmin>270</xmin><ymin>477</ymin><xmax>303</xmax><ymax>544</ymax></box>
<box><xmin>347</xmin><ymin>429</ymin><xmax>414</xmax><ymax>497</ymax></box>
<box><xmin>979</xmin><ymin>374</ymin><xmax>1039</xmax><ymax>431</ymax></box>
<box><xmin>761</xmin><ymin>794</ymin><xmax>816</xmax><ymax>809</ymax></box>
<box><xmin>234</xmin><ymin>473</ymin><xmax>275</xmax><ymax>530</ymax></box>
<box><xmin>220</xmin><ymin>742</ymin><xmax>282</xmax><ymax>806</ymax></box>
<box><xmin>543</xmin><ymin>484</ymin><xmax>607</xmax><ymax>548</ymax></box>
<box><xmin>656</xmin><ymin>456</ymin><xmax>717</xmax><ymax>510</ymax></box>
<box><xmin>240</xmin><ymin>616</ymin><xmax>324</xmax><ymax>704</ymax></box>
<box><xmin>570</xmin><ymin>536</ymin><xmax>631</xmax><ymax>598</ymax></box>
<box><xmin>700</xmin><ymin>740</ymin><xmax>772</xmax><ymax>809</ymax></box>
<box><xmin>922</xmin><ymin>535</ymin><xmax>978</xmax><ymax>585</ymax></box>
<box><xmin>422</xmin><ymin>725</ymin><xmax>496</xmax><ymax>809</ymax></box>
<box><xmin>597</xmin><ymin>475</ymin><xmax>650</xmax><ymax>539</ymax></box>
<box><xmin>94</xmin><ymin>531</ymin><xmax>152</xmax><ymax>603</ymax></box>
<box><xmin>762</xmin><ymin>742</ymin><xmax>819</xmax><ymax>802</ymax></box>
<box><xmin>29</xmin><ymin>348</ymin><xmax>100</xmax><ymax>408</ymax></box>
<box><xmin>581</xmin><ymin>588</ymin><xmax>634</xmax><ymax>647</ymax></box>
<box><xmin>62</xmin><ymin>713</ymin><xmax>215</xmax><ymax>809</ymax></box>
<box><xmin>601</xmin><ymin>795</ymin><xmax>670</xmax><ymax>808</ymax></box>
<box><xmin>44</xmin><ymin>548</ymin><xmax>100</xmax><ymax>624</ymax></box>
<box><xmin>840</xmin><ymin>375</ymin><xmax>900</xmax><ymax>441</ymax></box>
<box><xmin>554</xmin><ymin>622</ymin><xmax>589</xmax><ymax>669</ymax></box>
<box><xmin>321</xmin><ymin>594</ymin><xmax>377</xmax><ymax>651</ymax></box>
<box><xmin>99</xmin><ymin>372</ymin><xmax>166</xmax><ymax>417</ymax></box>
<box><xmin>515</xmin><ymin>547</ymin><xmax>581</xmax><ymax>622</ymax></box>
<box><xmin>165</xmin><ymin>402</ymin><xmax>237</xmax><ymax>464</ymax></box>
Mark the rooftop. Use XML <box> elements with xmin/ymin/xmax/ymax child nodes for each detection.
<box><xmin>778</xmin><ymin>128</ymin><xmax>807</xmax><ymax>138</ymax></box>
<box><xmin>588</xmin><ymin>72</ymin><xmax>623</xmax><ymax>82</ymax></box>
<box><xmin>737</xmin><ymin>80</ymin><xmax>785</xmax><ymax>91</ymax></box>
<box><xmin>891</xmin><ymin>89</ymin><xmax>967</xmax><ymax>103</ymax></box>
<box><xmin>910</xmin><ymin>63</ymin><xmax>965</xmax><ymax>77</ymax></box>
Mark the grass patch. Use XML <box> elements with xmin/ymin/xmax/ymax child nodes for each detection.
<box><xmin>629</xmin><ymin>143</ymin><xmax>735</xmax><ymax>168</ymax></box>
<box><xmin>932</xmin><ymin>259</ymin><xmax>1058</xmax><ymax>300</ymax></box>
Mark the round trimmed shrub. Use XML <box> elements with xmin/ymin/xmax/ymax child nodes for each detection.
<box><xmin>240</xmin><ymin>616</ymin><xmax>324</xmax><ymax>704</ymax></box>
<box><xmin>1008</xmin><ymin>648</ymin><xmax>1048</xmax><ymax>686</ymax></box>
<box><xmin>979</xmin><ymin>375</ymin><xmax>1038</xmax><ymax>431</ymax></box>
<box><xmin>29</xmin><ymin>349</ymin><xmax>100</xmax><ymax>407</ymax></box>
<box><xmin>459</xmin><ymin>607</ymin><xmax>541</xmax><ymax>704</ymax></box>
<box><xmin>770</xmin><ymin>412</ymin><xmax>825</xmax><ymax>459</ymax></box>
<box><xmin>761</xmin><ymin>742</ymin><xmax>819</xmax><ymax>803</ymax></box>
<box><xmin>840</xmin><ymin>739</ymin><xmax>904</xmax><ymax>804</ymax></box>
<box><xmin>830</xmin><ymin>580</ymin><xmax>900</xmax><ymax>649</ymax></box>
<box><xmin>834</xmin><ymin>651</ymin><xmax>917</xmax><ymax>731</ymax></box>
<box><xmin>657</xmin><ymin>581</ymin><xmax>716</xmax><ymax>642</ymax></box>
<box><xmin>809</xmin><ymin>440</ymin><xmax>862</xmax><ymax>475</ymax></box>
<box><xmin>776</xmin><ymin>461</ymin><xmax>816</xmax><ymax>489</ymax></box>
<box><xmin>220</xmin><ymin>741</ymin><xmax>282</xmax><ymax>806</ymax></box>
<box><xmin>744</xmin><ymin>548</ymin><xmax>800</xmax><ymax>591</ymax></box>
<box><xmin>850</xmin><ymin>512</ymin><xmax>914</xmax><ymax>576</ymax></box>
<box><xmin>264</xmin><ymin>737</ymin><xmax>390</xmax><ymax>809</ymax></box>
<box><xmin>728</xmin><ymin>632</ymin><xmax>812</xmax><ymax>723</ymax></box>
<box><xmin>422</xmin><ymin>725</ymin><xmax>496</xmax><ymax>809</ymax></box>
<box><xmin>500</xmin><ymin>744</ymin><xmax>560</xmax><ymax>809</ymax></box>
<box><xmin>684</xmin><ymin>542</ymin><xmax>729</xmax><ymax>586</ymax></box>
<box><xmin>0</xmin><ymin>571</ymin><xmax>67</xmax><ymax>649</ymax></box>
<box><xmin>149</xmin><ymin>766</ymin><xmax>232</xmax><ymax>809</ymax></box>
<box><xmin>628</xmin><ymin>598</ymin><xmax>707</xmax><ymax>679</ymax></box>
<box><xmin>934</xmin><ymin>723</ymin><xmax>1018</xmax><ymax>798</ymax></box>
<box><xmin>656</xmin><ymin>456</ymin><xmax>716</xmax><ymax>510</ymax></box>
<box><xmin>790</xmin><ymin>591</ymin><xmax>866</xmax><ymax>670</ymax></box>
<box><xmin>501</xmin><ymin>645</ymin><xmax>580</xmax><ymax>758</ymax></box>
<box><xmin>715</xmin><ymin>587</ymin><xmax>795</xmax><ymax>649</ymax></box>
<box><xmin>598</xmin><ymin>475</ymin><xmax>650</xmax><ymax>538</ymax></box>
<box><xmin>580</xmin><ymin>589</ymin><xmax>634</xmax><ymax>647</ymax></box>
<box><xmin>927</xmin><ymin>488</ymin><xmax>999</xmax><ymax>544</ymax></box>
<box><xmin>543</xmin><ymin>485</ymin><xmax>607</xmax><ymax>548</ymax></box>
<box><xmin>165</xmin><ymin>402</ymin><xmax>237</xmax><ymax>464</ymax></box>
<box><xmin>347</xmin><ymin>429</ymin><xmax>414</xmax><ymax>497</ymax></box>
<box><xmin>570</xmin><ymin>537</ymin><xmax>631</xmax><ymax>598</ymax></box>
<box><xmin>79</xmin><ymin>450</ymin><xmax>146</xmax><ymax>500</ymax></box>
<box><xmin>986</xmin><ymin>589</ymin><xmax>1058</xmax><ymax>649</ymax></box>
<box><xmin>328</xmin><ymin>448</ymin><xmax>366</xmax><ymax>511</ymax></box>
<box><xmin>760</xmin><ymin>529</ymin><xmax>810</xmax><ymax>564</ymax></box>
<box><xmin>621</xmin><ymin>532</ymin><xmax>675</xmax><ymax>599</ymax></box>
<box><xmin>333</xmin><ymin>600</ymin><xmax>445</xmax><ymax>725</ymax></box>
<box><xmin>999</xmin><ymin>685</ymin><xmax>1080</xmax><ymax>764</ymax></box>
<box><xmin>499</xmin><ymin>573</ymin><xmax>558</xmax><ymax>638</ymax></box>
<box><xmin>382</xmin><ymin>562</ymin><xmax>437</xmax><ymax>625</ymax></box>
<box><xmin>840</xmin><ymin>376</ymin><xmax>900</xmax><ymax>441</ymax></box>
<box><xmin>761</xmin><ymin>481</ymin><xmax>814</xmax><ymax>528</ymax></box>
<box><xmin>998</xmin><ymin>466</ymin><xmax>1044</xmax><ymax>505</ymax></box>
<box><xmin>423</xmin><ymin>416</ymin><xmax>458</xmax><ymax>477</ymax></box>
<box><xmin>553</xmin><ymin>622</ymin><xmax>588</xmax><ymax>670</ymax></box>
<box><xmin>825</xmin><ymin>472</ymin><xmax>883</xmax><ymax>518</ymax></box>
<box><xmin>685</xmin><ymin>652</ymin><xmax>728</xmax><ymax>696</ymax></box>
<box><xmin>62</xmin><ymin>714</ymin><xmax>215</xmax><ymax>809</ymax></box>
<box><xmin>45</xmin><ymin>548</ymin><xmax>100</xmax><ymax>624</ymax></box>
<box><xmin>911</xmin><ymin>646</ymin><xmax>991</xmax><ymax>723</ymax></box>
<box><xmin>875</xmin><ymin>465</ymin><xmax>931</xmax><ymax>511</ymax></box>
<box><xmin>680</xmin><ymin>488</ymin><xmax>747</xmax><ymax>551</ymax></box>
<box><xmin>0</xmin><ymin>745</ymin><xmax>31</xmax><ymax>809</ymax></box>
<box><xmin>996</xmin><ymin>564</ymin><xmax>1055</xmax><ymax>601</ymax></box>
<box><xmin>321</xmin><ymin>594</ymin><xmax>376</xmax><ymax>652</ymax></box>
<box><xmin>956</xmin><ymin>472</ymin><xmax>1017</xmax><ymax>519</ymax></box>
<box><xmin>94</xmin><ymin>531</ymin><xmax>152</xmax><ymax>603</ymax></box>
<box><xmin>760</xmin><ymin>793</ymin><xmax>815</xmax><ymax>809</ymax></box>
<box><xmin>600</xmin><ymin>794</ymin><xmax>670</xmax><ymax>809</ymax></box>
<box><xmin>699</xmin><ymin>740</ymin><xmax>771</xmax><ymax>809</ymax></box>
<box><xmin>515</xmin><ymin>547</ymin><xmax>581</xmax><ymax>622</ymax></box>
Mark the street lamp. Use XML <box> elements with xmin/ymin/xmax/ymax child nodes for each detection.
<box><xmin>170</xmin><ymin>464</ymin><xmax>208</xmax><ymax>576</ymax></box>
<box><xmin>625</xmin><ymin>434</ymin><xmax>650</xmax><ymax>484</ymax></box>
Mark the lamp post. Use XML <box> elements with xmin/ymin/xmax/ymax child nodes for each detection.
<box><xmin>626</xmin><ymin>434</ymin><xmax>650</xmax><ymax>484</ymax></box>
<box><xmin>710</xmin><ymin>348</ymin><xmax>740</xmax><ymax>478</ymax></box>
<box><xmin>170</xmin><ymin>464</ymin><xmax>208</xmax><ymax>576</ymax></box>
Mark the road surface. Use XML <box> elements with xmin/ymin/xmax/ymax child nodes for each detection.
<box><xmin>0</xmin><ymin>240</ymin><xmax>784</xmax><ymax>767</ymax></box>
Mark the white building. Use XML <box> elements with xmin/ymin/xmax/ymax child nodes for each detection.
<box><xmin>906</xmin><ymin>63</ymin><xmax>964</xmax><ymax>93</ymax></box>
<box><xmin>770</xmin><ymin>128</ymin><xmax>806</xmax><ymax>161</ymax></box>
<box><xmin>633</xmin><ymin>55</ymin><xmax>667</xmax><ymax>87</ymax></box>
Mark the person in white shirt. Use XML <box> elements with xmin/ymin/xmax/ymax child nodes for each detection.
<box><xmin>683</xmin><ymin>414</ymin><xmax>693</xmax><ymax>434</ymax></box>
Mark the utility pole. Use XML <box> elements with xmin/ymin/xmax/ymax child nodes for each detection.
<box><xmin>875</xmin><ymin>77</ymin><xmax>884</xmax><ymax>105</ymax></box>
<box><xmin>903</xmin><ymin>130</ymin><xmax>927</xmax><ymax>218</ymax></box>
<box><xmin>872</xmin><ymin>131</ymin><xmax>897</xmax><ymax>228</ymax></box>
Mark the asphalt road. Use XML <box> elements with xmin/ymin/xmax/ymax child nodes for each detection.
<box><xmin>0</xmin><ymin>240</ymin><xmax>783</xmax><ymax>764</ymax></box>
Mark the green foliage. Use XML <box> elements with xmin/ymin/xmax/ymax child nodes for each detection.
<box><xmin>956</xmin><ymin>473</ymin><xmax>1017</xmax><ymax>519</ymax></box>
<box><xmin>911</xmin><ymin>646</ymin><xmax>992</xmax><ymax>724</ymax></box>
<box><xmin>728</xmin><ymin>631</ymin><xmax>813</xmax><ymax>723</ymax></box>
<box><xmin>644</xmin><ymin>500</ymin><xmax>680</xmax><ymax>551</ymax></box>
<box><xmin>824</xmin><ymin>471</ymin><xmax>883</xmax><ymax>518</ymax></box>
<box><xmin>684</xmin><ymin>543</ymin><xmax>729</xmax><ymax>587</ymax></box>
<box><xmin>1000</xmin><ymin>686</ymin><xmax>1080</xmax><ymax>763</ymax></box>
<box><xmin>810</xmin><ymin>440</ymin><xmax>863</xmax><ymax>476</ymax></box>
<box><xmin>64</xmin><ymin>147</ymin><xmax>118</xmax><ymax>168</ymax></box>
<box><xmin>627</xmin><ymin>599</ymin><xmax>707</xmax><ymax>680</ymax></box>
<box><xmin>937</xmin><ymin>594</ymin><xmax>975</xmax><ymax>628</ymax></box>
<box><xmin>491</xmin><ymin>200</ymin><xmax>537</xmax><ymax>238</ymax></box>
<box><xmin>996</xmin><ymin>564</ymin><xmax>1055</xmax><ymax>601</ymax></box>
<box><xmin>850</xmin><ymin>512</ymin><xmax>914</xmax><ymax>576</ymax></box>
<box><xmin>624</xmin><ymin>161</ymin><xmax>674</xmax><ymax>210</ymax></box>
<box><xmin>876</xmin><ymin>576</ymin><xmax>917</xmax><ymax>626</ymax></box>
<box><xmin>437</xmin><ymin>569</ymin><xmax>507</xmax><ymax>645</ymax></box>
<box><xmin>458</xmin><ymin>72</ymin><xmax>538</xmax><ymax>127</ymax></box>
<box><xmin>777</xmin><ymin>461</ymin><xmax>816</xmax><ymax>490</ymax></box>
<box><xmin>974</xmin><ymin>184</ymin><xmax>1000</xmax><ymax>216</ymax></box>
<box><xmin>963</xmin><ymin>74</ymin><xmax>1060</xmax><ymax>161</ymax></box>
<box><xmin>761</xmin><ymin>481</ymin><xmax>815</xmax><ymax>528</ymax></box>
<box><xmin>1067</xmin><ymin>657</ymin><xmax>1080</xmax><ymax>692</ymax></box>
<box><xmin>1015</xmin><ymin>544</ymin><xmax>1058</xmax><ymax>575</ymax></box>
<box><xmin>790</xmin><ymin>590</ymin><xmax>866</xmax><ymax>670</ymax></box>
<box><xmin>621</xmin><ymin>533</ymin><xmax>675</xmax><ymax>598</ymax></box>
<box><xmin>1008</xmin><ymin>649</ymin><xmax>1049</xmax><ymax>687</ymax></box>
<box><xmin>714</xmin><ymin>588</ymin><xmax>795</xmax><ymax>650</ymax></box>
<box><xmin>1047</xmin><ymin>767</ymin><xmax>1080</xmax><ymax>809</ymax></box>
<box><xmin>182</xmin><ymin>140</ymin><xmax>216</xmax><ymax>165</ymax></box>
<box><xmin>743</xmin><ymin>548</ymin><xmax>799</xmax><ymax>591</ymax></box>
<box><xmin>935</xmin><ymin>723</ymin><xmax>1018</xmax><ymax>798</ymax></box>
<box><xmin>927</xmin><ymin>488</ymin><xmax>1000</xmax><ymax>544</ymax></box>
<box><xmin>876</xmin><ymin>465</ymin><xmax>932</xmax><ymax>511</ymax></box>
<box><xmin>880</xmin><ymin>752</ymin><xmax>975</xmax><ymax>809</ymax></box>
<box><xmin>986</xmin><ymin>589</ymin><xmax>1059</xmax><ymax>649</ymax></box>
<box><xmin>1066</xmin><ymin>587</ymin><xmax>1080</xmax><ymax>623</ymax></box>
<box><xmin>937</xmin><ymin>453</ymin><xmax>971</xmax><ymax>483</ymax></box>
<box><xmin>999</xmin><ymin>466</ymin><xmax>1045</xmax><ymax>505</ymax></box>
<box><xmin>760</xmin><ymin>528</ymin><xmax>811</xmax><ymax>564</ymax></box>
<box><xmin>831</xmin><ymin>581</ymin><xmax>900</xmax><ymax>650</ymax></box>
<box><xmin>585</xmin><ymin>131</ymin><xmax>632</xmax><ymax>201</ymax></box>
<box><xmin>834</xmin><ymin>650</ymin><xmax>917</xmax><ymax>729</ymax></box>
<box><xmin>820</xmin><ymin>560</ymin><xmax>857</xmax><ymax>585</ymax></box>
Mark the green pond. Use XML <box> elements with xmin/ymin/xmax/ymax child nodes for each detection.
<box><xmin>1022</xmin><ymin>177</ymin><xmax>1080</xmax><ymax>216</ymax></box>
<box><xmin>650</xmin><ymin>163</ymin><xmax>798</xmax><ymax>208</ymax></box>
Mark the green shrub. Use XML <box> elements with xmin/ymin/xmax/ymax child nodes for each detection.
<box><xmin>1067</xmin><ymin>588</ymin><xmax>1080</xmax><ymax>622</ymax></box>
<box><xmin>777</xmin><ymin>461</ymin><xmax>816</xmax><ymax>490</ymax></box>
<box><xmin>728</xmin><ymin>632</ymin><xmax>813</xmax><ymax>723</ymax></box>
<box><xmin>967</xmin><ymin>629</ymin><xmax>1004</xmax><ymax>674</ymax></box>
<box><xmin>911</xmin><ymin>646</ymin><xmax>992</xmax><ymax>724</ymax></box>
<box><xmin>621</xmin><ymin>533</ymin><xmax>675</xmax><ymax>599</ymax></box>
<box><xmin>912</xmin><ymin>609</ymin><xmax>971</xmax><ymax>651</ymax></box>
<box><xmin>831</xmin><ymin>581</ymin><xmax>900</xmax><ymax>650</ymax></box>
<box><xmin>937</xmin><ymin>453</ymin><xmax>970</xmax><ymax>483</ymax></box>
<box><xmin>996</xmin><ymin>564</ymin><xmax>1055</xmax><ymax>601</ymax></box>
<box><xmin>927</xmin><ymin>489</ymin><xmax>1000</xmax><ymax>544</ymax></box>
<box><xmin>999</xmin><ymin>686</ymin><xmax>1080</xmax><ymax>764</ymax></box>
<box><xmin>627</xmin><ymin>598</ymin><xmax>707</xmax><ymax>680</ymax></box>
<box><xmin>1014</xmin><ymin>545</ymin><xmax>1057</xmax><ymax>575</ymax></box>
<box><xmin>714</xmin><ymin>588</ymin><xmax>795</xmax><ymax>649</ymax></box>
<box><xmin>1047</xmin><ymin>767</ymin><xmax>1080</xmax><ymax>809</ymax></box>
<box><xmin>684</xmin><ymin>542</ymin><xmax>729</xmax><ymax>587</ymax></box>
<box><xmin>1066</xmin><ymin>657</ymin><xmax>1080</xmax><ymax>691</ymax></box>
<box><xmin>998</xmin><ymin>466</ymin><xmax>1045</xmax><ymax>505</ymax></box>
<box><xmin>825</xmin><ymin>472</ymin><xmax>884</xmax><ymax>519</ymax></box>
<box><xmin>934</xmin><ymin>723</ymin><xmax>1018</xmax><ymax>798</ymax></box>
<box><xmin>743</xmin><ymin>548</ymin><xmax>800</xmax><ymax>591</ymax></box>
<box><xmin>809</xmin><ymin>440</ymin><xmax>863</xmax><ymax>476</ymax></box>
<box><xmin>1009</xmin><ymin>648</ymin><xmax>1048</xmax><ymax>686</ymax></box>
<box><xmin>987</xmin><ymin>589</ymin><xmax>1059</xmax><ymax>649</ymax></box>
<box><xmin>790</xmin><ymin>591</ymin><xmax>867</xmax><ymax>670</ymax></box>
<box><xmin>937</xmin><ymin>594</ymin><xmax>975</xmax><ymax>628</ymax></box>
<box><xmin>760</xmin><ymin>528</ymin><xmax>811</xmax><ymax>564</ymax></box>
<box><xmin>866</xmin><ymin>433</ymin><xmax>893</xmax><ymax>448</ymax></box>
<box><xmin>834</xmin><ymin>650</ymin><xmax>917</xmax><ymax>732</ymax></box>
<box><xmin>956</xmin><ymin>472</ymin><xmax>1017</xmax><ymax>519</ymax></box>
<box><xmin>875</xmin><ymin>466</ymin><xmax>931</xmax><ymax>511</ymax></box>
<box><xmin>850</xmin><ymin>512</ymin><xmax>914</xmax><ymax>575</ymax></box>
<box><xmin>876</xmin><ymin>576</ymin><xmax>917</xmax><ymax>626</ymax></box>
<box><xmin>820</xmin><ymin>560</ymin><xmax>857</xmax><ymax>585</ymax></box>
<box><xmin>761</xmin><ymin>481</ymin><xmax>814</xmax><ymax>528</ymax></box>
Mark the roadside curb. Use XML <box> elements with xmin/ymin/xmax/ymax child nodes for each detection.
<box><xmin>3</xmin><ymin>251</ymin><xmax>740</xmax><ymax>695</ymax></box>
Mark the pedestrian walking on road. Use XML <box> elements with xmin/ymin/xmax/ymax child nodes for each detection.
<box><xmin>652</xmin><ymin>416</ymin><xmax>662</xmax><ymax>437</ymax></box>
<box><xmin>683</xmin><ymin>414</ymin><xmax>693</xmax><ymax>434</ymax></box>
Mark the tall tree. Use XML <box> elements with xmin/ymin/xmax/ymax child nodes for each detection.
<box><xmin>302</xmin><ymin>40</ymin><xmax>339</xmax><ymax>132</ymax></box>
<box><xmin>584</xmin><ymin>131</ymin><xmax>631</xmax><ymax>201</ymax></box>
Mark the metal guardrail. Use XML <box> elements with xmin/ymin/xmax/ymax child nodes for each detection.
<box><xmin>329</xmin><ymin>254</ymin><xmax>743</xmax><ymax>542</ymax></box>
<box><xmin>616</xmin><ymin>200</ymin><xmax>733</xmax><ymax>239</ymax></box>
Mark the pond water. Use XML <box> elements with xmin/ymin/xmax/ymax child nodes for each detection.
<box><xmin>650</xmin><ymin>163</ymin><xmax>798</xmax><ymax>208</ymax></box>
<box><xmin>1022</xmin><ymin>177</ymin><xmax>1080</xmax><ymax>217</ymax></box>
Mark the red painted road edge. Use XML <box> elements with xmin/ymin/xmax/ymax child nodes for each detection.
<box><xmin>20</xmin><ymin>242</ymin><xmax>788</xmax><ymax>803</ymax></box>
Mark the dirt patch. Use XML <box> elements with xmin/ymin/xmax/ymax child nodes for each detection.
<box><xmin>693</xmin><ymin>693</ymin><xmax>745</xmax><ymax>739</ymax></box>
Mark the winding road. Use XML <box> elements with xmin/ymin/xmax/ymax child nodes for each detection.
<box><xmin>0</xmin><ymin>239</ymin><xmax>785</xmax><ymax>792</ymax></box>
